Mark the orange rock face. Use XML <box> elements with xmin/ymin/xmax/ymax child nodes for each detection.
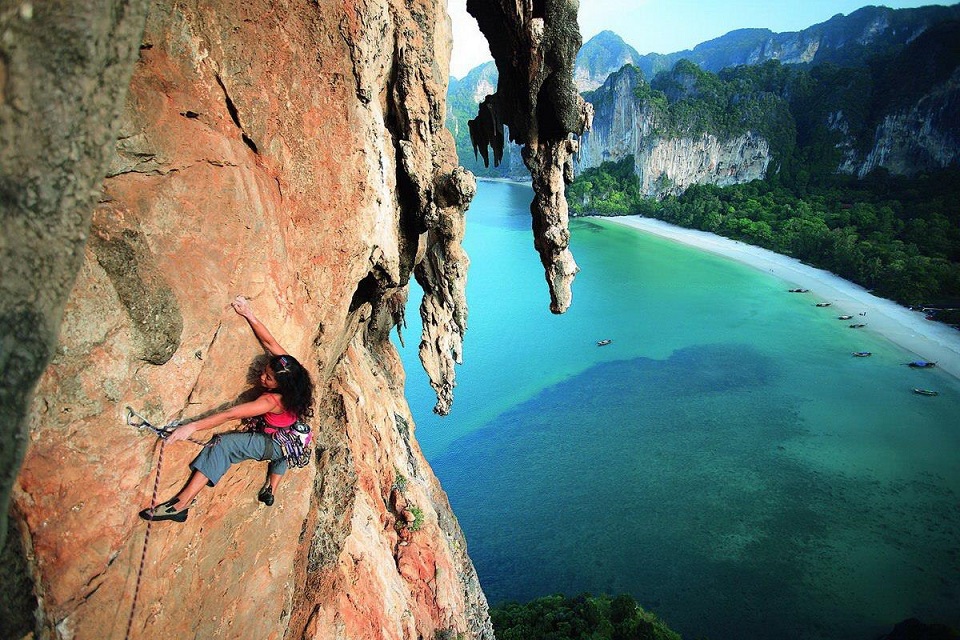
<box><xmin>13</xmin><ymin>1</ymin><xmax>490</xmax><ymax>638</ymax></box>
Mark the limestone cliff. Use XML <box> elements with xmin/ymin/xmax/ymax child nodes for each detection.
<box><xmin>835</xmin><ymin>70</ymin><xmax>960</xmax><ymax>179</ymax></box>
<box><xmin>0</xmin><ymin>0</ymin><xmax>526</xmax><ymax>637</ymax></box>
<box><xmin>574</xmin><ymin>7</ymin><xmax>960</xmax><ymax>200</ymax></box>
<box><xmin>577</xmin><ymin>65</ymin><xmax>770</xmax><ymax>199</ymax></box>
<box><xmin>633</xmin><ymin>133</ymin><xmax>770</xmax><ymax>198</ymax></box>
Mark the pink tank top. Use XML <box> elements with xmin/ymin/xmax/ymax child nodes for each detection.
<box><xmin>263</xmin><ymin>408</ymin><xmax>297</xmax><ymax>434</ymax></box>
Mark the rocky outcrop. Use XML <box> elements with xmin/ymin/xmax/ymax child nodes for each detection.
<box><xmin>2</xmin><ymin>0</ymin><xmax>516</xmax><ymax>638</ymax></box>
<box><xmin>447</xmin><ymin>30</ymin><xmax>633</xmax><ymax>182</ymax></box>
<box><xmin>577</xmin><ymin>65</ymin><xmax>771</xmax><ymax>199</ymax></box>
<box><xmin>466</xmin><ymin>0</ymin><xmax>593</xmax><ymax>314</ymax></box>
<box><xmin>877</xmin><ymin>617</ymin><xmax>960</xmax><ymax>640</ymax></box>
<box><xmin>835</xmin><ymin>71</ymin><xmax>960</xmax><ymax>178</ymax></box>
<box><xmin>0</xmin><ymin>0</ymin><xmax>152</xmax><ymax>555</ymax></box>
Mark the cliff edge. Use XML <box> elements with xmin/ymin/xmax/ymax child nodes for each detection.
<box><xmin>2</xmin><ymin>0</ymin><xmax>589</xmax><ymax>636</ymax></box>
<box><xmin>1</xmin><ymin>0</ymin><xmax>496</xmax><ymax>637</ymax></box>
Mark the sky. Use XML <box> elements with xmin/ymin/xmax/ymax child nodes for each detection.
<box><xmin>448</xmin><ymin>0</ymin><xmax>951</xmax><ymax>78</ymax></box>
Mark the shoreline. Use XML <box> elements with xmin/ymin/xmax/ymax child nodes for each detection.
<box><xmin>475</xmin><ymin>176</ymin><xmax>532</xmax><ymax>186</ymax></box>
<box><xmin>599</xmin><ymin>215</ymin><xmax>960</xmax><ymax>382</ymax></box>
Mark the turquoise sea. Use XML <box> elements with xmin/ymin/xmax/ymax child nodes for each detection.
<box><xmin>395</xmin><ymin>181</ymin><xmax>960</xmax><ymax>640</ymax></box>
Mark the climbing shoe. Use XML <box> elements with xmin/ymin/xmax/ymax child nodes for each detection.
<box><xmin>258</xmin><ymin>486</ymin><xmax>275</xmax><ymax>507</ymax></box>
<box><xmin>139</xmin><ymin>498</ymin><xmax>189</xmax><ymax>522</ymax></box>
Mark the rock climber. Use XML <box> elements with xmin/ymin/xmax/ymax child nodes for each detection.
<box><xmin>139</xmin><ymin>296</ymin><xmax>314</xmax><ymax>522</ymax></box>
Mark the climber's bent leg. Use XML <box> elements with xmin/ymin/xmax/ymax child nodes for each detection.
<box><xmin>189</xmin><ymin>432</ymin><xmax>269</xmax><ymax>486</ymax></box>
<box><xmin>173</xmin><ymin>470</ymin><xmax>210</xmax><ymax>511</ymax></box>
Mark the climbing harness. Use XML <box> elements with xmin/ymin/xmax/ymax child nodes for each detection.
<box><xmin>271</xmin><ymin>420</ymin><xmax>313</xmax><ymax>468</ymax></box>
<box><xmin>243</xmin><ymin>415</ymin><xmax>314</xmax><ymax>468</ymax></box>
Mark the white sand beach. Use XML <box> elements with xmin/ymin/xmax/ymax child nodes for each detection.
<box><xmin>602</xmin><ymin>215</ymin><xmax>960</xmax><ymax>382</ymax></box>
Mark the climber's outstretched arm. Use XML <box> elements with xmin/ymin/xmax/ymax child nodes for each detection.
<box><xmin>231</xmin><ymin>295</ymin><xmax>288</xmax><ymax>356</ymax></box>
<box><xmin>165</xmin><ymin>393</ymin><xmax>280</xmax><ymax>443</ymax></box>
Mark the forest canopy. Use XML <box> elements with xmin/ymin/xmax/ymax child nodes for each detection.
<box><xmin>568</xmin><ymin>158</ymin><xmax>960</xmax><ymax>313</ymax></box>
<box><xmin>490</xmin><ymin>593</ymin><xmax>681</xmax><ymax>640</ymax></box>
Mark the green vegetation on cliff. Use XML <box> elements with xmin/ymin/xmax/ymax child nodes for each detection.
<box><xmin>569</xmin><ymin>21</ymin><xmax>960</xmax><ymax>316</ymax></box>
<box><xmin>606</xmin><ymin>57</ymin><xmax>853</xmax><ymax>177</ymax></box>
<box><xmin>569</xmin><ymin>159</ymin><xmax>960</xmax><ymax>312</ymax></box>
<box><xmin>634</xmin><ymin>58</ymin><xmax>796</xmax><ymax>155</ymax></box>
<box><xmin>589</xmin><ymin>15</ymin><xmax>960</xmax><ymax>185</ymax></box>
<box><xmin>567</xmin><ymin>157</ymin><xmax>641</xmax><ymax>216</ymax></box>
<box><xmin>491</xmin><ymin>593</ymin><xmax>681</xmax><ymax>640</ymax></box>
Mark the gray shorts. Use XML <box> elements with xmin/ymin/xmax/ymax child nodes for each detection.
<box><xmin>190</xmin><ymin>432</ymin><xmax>288</xmax><ymax>486</ymax></box>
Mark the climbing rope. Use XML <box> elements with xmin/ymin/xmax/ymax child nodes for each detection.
<box><xmin>122</xmin><ymin>407</ymin><xmax>206</xmax><ymax>637</ymax></box>
<box><xmin>124</xmin><ymin>433</ymin><xmax>167</xmax><ymax>640</ymax></box>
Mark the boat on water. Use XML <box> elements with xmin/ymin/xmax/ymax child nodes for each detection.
<box><xmin>816</xmin><ymin>302</ymin><xmax>831</xmax><ymax>307</ymax></box>
<box><xmin>838</xmin><ymin>315</ymin><xmax>853</xmax><ymax>320</ymax></box>
<box><xmin>597</xmin><ymin>339</ymin><xmax>612</xmax><ymax>346</ymax></box>
<box><xmin>913</xmin><ymin>388</ymin><xmax>939</xmax><ymax>396</ymax></box>
<box><xmin>849</xmin><ymin>323</ymin><xmax>867</xmax><ymax>328</ymax></box>
<box><xmin>788</xmin><ymin>288</ymin><xmax>809</xmax><ymax>293</ymax></box>
<box><xmin>907</xmin><ymin>360</ymin><xmax>937</xmax><ymax>368</ymax></box>
<box><xmin>852</xmin><ymin>352</ymin><xmax>872</xmax><ymax>357</ymax></box>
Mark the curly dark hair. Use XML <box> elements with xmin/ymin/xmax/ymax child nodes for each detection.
<box><xmin>269</xmin><ymin>354</ymin><xmax>314</xmax><ymax>419</ymax></box>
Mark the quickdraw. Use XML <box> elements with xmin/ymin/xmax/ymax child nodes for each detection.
<box><xmin>126</xmin><ymin>407</ymin><xmax>204</xmax><ymax>445</ymax></box>
<box><xmin>125</xmin><ymin>406</ymin><xmax>177</xmax><ymax>438</ymax></box>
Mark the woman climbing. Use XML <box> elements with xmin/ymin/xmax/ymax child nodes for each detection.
<box><xmin>139</xmin><ymin>296</ymin><xmax>314</xmax><ymax>522</ymax></box>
